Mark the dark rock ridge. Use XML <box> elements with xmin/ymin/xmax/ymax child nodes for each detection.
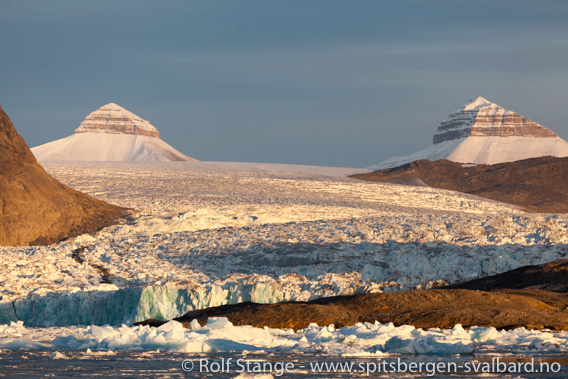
<box><xmin>447</xmin><ymin>259</ymin><xmax>568</xmax><ymax>293</ymax></box>
<box><xmin>433</xmin><ymin>96</ymin><xmax>556</xmax><ymax>143</ymax></box>
<box><xmin>353</xmin><ymin>156</ymin><xmax>568</xmax><ymax>213</ymax></box>
<box><xmin>0</xmin><ymin>104</ymin><xmax>127</xmax><ymax>246</ymax></box>
<box><xmin>135</xmin><ymin>260</ymin><xmax>568</xmax><ymax>331</ymax></box>
<box><xmin>74</xmin><ymin>103</ymin><xmax>161</xmax><ymax>138</ymax></box>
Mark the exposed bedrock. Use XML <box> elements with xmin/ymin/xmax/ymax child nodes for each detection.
<box><xmin>0</xmin><ymin>104</ymin><xmax>127</xmax><ymax>246</ymax></box>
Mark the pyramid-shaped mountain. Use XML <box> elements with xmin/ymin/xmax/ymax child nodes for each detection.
<box><xmin>32</xmin><ymin>103</ymin><xmax>197</xmax><ymax>162</ymax></box>
<box><xmin>371</xmin><ymin>96</ymin><xmax>568</xmax><ymax>169</ymax></box>
<box><xmin>0</xmin><ymin>104</ymin><xmax>126</xmax><ymax>246</ymax></box>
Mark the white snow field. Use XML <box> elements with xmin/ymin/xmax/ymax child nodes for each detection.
<box><xmin>1</xmin><ymin>161</ymin><xmax>568</xmax><ymax>355</ymax></box>
<box><xmin>370</xmin><ymin>135</ymin><xmax>568</xmax><ymax>170</ymax></box>
<box><xmin>32</xmin><ymin>132</ymin><xmax>196</xmax><ymax>162</ymax></box>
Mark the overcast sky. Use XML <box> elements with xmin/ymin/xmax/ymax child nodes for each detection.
<box><xmin>1</xmin><ymin>0</ymin><xmax>567</xmax><ymax>167</ymax></box>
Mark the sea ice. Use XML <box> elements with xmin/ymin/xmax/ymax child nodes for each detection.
<box><xmin>1</xmin><ymin>318</ymin><xmax>567</xmax><ymax>356</ymax></box>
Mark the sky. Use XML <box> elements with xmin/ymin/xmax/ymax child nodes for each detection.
<box><xmin>1</xmin><ymin>0</ymin><xmax>567</xmax><ymax>168</ymax></box>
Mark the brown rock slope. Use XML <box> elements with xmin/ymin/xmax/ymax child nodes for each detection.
<box><xmin>0</xmin><ymin>104</ymin><xmax>127</xmax><ymax>246</ymax></box>
<box><xmin>352</xmin><ymin>156</ymin><xmax>568</xmax><ymax>213</ymax></box>
<box><xmin>136</xmin><ymin>260</ymin><xmax>568</xmax><ymax>331</ymax></box>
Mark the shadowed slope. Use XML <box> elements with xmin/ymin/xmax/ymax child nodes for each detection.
<box><xmin>0</xmin><ymin>105</ymin><xmax>127</xmax><ymax>246</ymax></box>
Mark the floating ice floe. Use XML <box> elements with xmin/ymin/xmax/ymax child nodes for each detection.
<box><xmin>1</xmin><ymin>319</ymin><xmax>567</xmax><ymax>355</ymax></box>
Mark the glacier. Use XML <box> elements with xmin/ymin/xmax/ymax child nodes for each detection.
<box><xmin>1</xmin><ymin>162</ymin><xmax>568</xmax><ymax>328</ymax></box>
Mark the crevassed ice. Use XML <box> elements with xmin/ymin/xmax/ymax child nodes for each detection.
<box><xmin>1</xmin><ymin>162</ymin><xmax>567</xmax><ymax>327</ymax></box>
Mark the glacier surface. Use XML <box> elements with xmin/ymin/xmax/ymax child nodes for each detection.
<box><xmin>1</xmin><ymin>162</ymin><xmax>568</xmax><ymax>328</ymax></box>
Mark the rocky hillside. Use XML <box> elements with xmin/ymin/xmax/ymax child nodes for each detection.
<box><xmin>355</xmin><ymin>156</ymin><xmax>568</xmax><ymax>213</ymax></box>
<box><xmin>0</xmin><ymin>104</ymin><xmax>127</xmax><ymax>246</ymax></box>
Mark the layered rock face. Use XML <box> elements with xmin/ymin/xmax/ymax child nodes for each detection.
<box><xmin>75</xmin><ymin>103</ymin><xmax>161</xmax><ymax>138</ymax></box>
<box><xmin>371</xmin><ymin>96</ymin><xmax>568</xmax><ymax>170</ymax></box>
<box><xmin>0</xmin><ymin>104</ymin><xmax>127</xmax><ymax>246</ymax></box>
<box><xmin>434</xmin><ymin>97</ymin><xmax>557</xmax><ymax>143</ymax></box>
<box><xmin>32</xmin><ymin>103</ymin><xmax>197</xmax><ymax>162</ymax></box>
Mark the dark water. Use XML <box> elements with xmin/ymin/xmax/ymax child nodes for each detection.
<box><xmin>1</xmin><ymin>351</ymin><xmax>567</xmax><ymax>378</ymax></box>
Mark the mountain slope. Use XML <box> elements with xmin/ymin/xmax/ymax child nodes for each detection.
<box><xmin>0</xmin><ymin>104</ymin><xmax>127</xmax><ymax>246</ymax></box>
<box><xmin>354</xmin><ymin>156</ymin><xmax>568</xmax><ymax>213</ymax></box>
<box><xmin>32</xmin><ymin>103</ymin><xmax>197</xmax><ymax>162</ymax></box>
<box><xmin>371</xmin><ymin>97</ymin><xmax>568</xmax><ymax>169</ymax></box>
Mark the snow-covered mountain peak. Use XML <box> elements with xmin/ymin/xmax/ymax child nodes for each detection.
<box><xmin>462</xmin><ymin>96</ymin><xmax>499</xmax><ymax>111</ymax></box>
<box><xmin>75</xmin><ymin>103</ymin><xmax>160</xmax><ymax>138</ymax></box>
<box><xmin>100</xmin><ymin>102</ymin><xmax>122</xmax><ymax>110</ymax></box>
<box><xmin>32</xmin><ymin>103</ymin><xmax>198</xmax><ymax>162</ymax></box>
<box><xmin>370</xmin><ymin>97</ymin><xmax>568</xmax><ymax>170</ymax></box>
<box><xmin>434</xmin><ymin>96</ymin><xmax>555</xmax><ymax>144</ymax></box>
